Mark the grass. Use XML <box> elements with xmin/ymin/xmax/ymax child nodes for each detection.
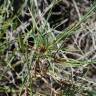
<box><xmin>0</xmin><ymin>0</ymin><xmax>96</xmax><ymax>96</ymax></box>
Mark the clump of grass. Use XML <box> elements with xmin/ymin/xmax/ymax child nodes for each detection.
<box><xmin>0</xmin><ymin>0</ymin><xmax>96</xmax><ymax>96</ymax></box>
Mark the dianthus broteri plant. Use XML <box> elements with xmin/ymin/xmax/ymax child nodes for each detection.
<box><xmin>0</xmin><ymin>0</ymin><xmax>96</xmax><ymax>96</ymax></box>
